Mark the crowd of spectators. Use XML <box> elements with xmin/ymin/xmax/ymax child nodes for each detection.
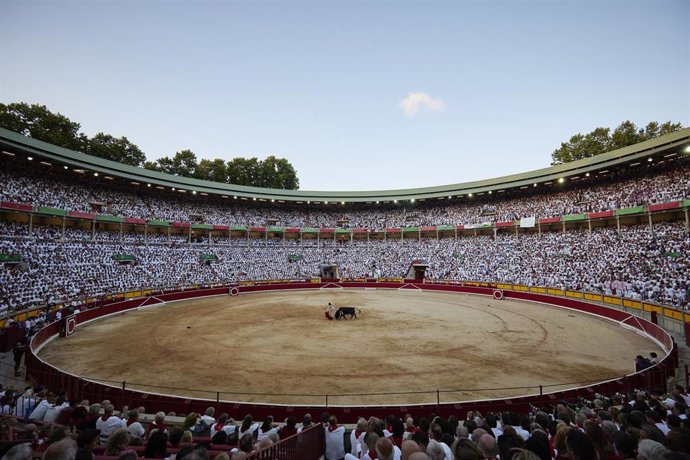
<box><xmin>0</xmin><ymin>220</ymin><xmax>688</xmax><ymax>314</ymax></box>
<box><xmin>1</xmin><ymin>159</ymin><xmax>688</xmax><ymax>229</ymax></box>
<box><xmin>0</xmin><ymin>157</ymin><xmax>689</xmax><ymax>315</ymax></box>
<box><xmin>0</xmin><ymin>381</ymin><xmax>689</xmax><ymax>460</ymax></box>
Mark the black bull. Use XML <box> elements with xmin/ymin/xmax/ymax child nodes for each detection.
<box><xmin>335</xmin><ymin>307</ymin><xmax>361</xmax><ymax>320</ymax></box>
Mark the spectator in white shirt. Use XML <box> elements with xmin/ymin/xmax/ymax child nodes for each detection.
<box><xmin>96</xmin><ymin>405</ymin><xmax>126</xmax><ymax>444</ymax></box>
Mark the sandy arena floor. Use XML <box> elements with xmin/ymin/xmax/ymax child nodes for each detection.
<box><xmin>38</xmin><ymin>289</ymin><xmax>663</xmax><ymax>406</ymax></box>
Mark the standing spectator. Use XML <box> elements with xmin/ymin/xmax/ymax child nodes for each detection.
<box><xmin>13</xmin><ymin>337</ymin><xmax>28</xmax><ymax>377</ymax></box>
<box><xmin>325</xmin><ymin>415</ymin><xmax>345</xmax><ymax>460</ymax></box>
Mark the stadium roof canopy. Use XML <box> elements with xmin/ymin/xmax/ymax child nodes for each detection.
<box><xmin>1</xmin><ymin>126</ymin><xmax>689</xmax><ymax>204</ymax></box>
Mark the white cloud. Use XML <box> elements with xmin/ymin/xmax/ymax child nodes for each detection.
<box><xmin>398</xmin><ymin>92</ymin><xmax>445</xmax><ymax>117</ymax></box>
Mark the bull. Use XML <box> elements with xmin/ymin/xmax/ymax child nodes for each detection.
<box><xmin>335</xmin><ymin>307</ymin><xmax>361</xmax><ymax>320</ymax></box>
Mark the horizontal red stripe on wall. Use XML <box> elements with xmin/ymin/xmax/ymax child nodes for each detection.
<box><xmin>588</xmin><ymin>211</ymin><xmax>614</xmax><ymax>219</ymax></box>
<box><xmin>648</xmin><ymin>201</ymin><xmax>680</xmax><ymax>212</ymax></box>
<box><xmin>539</xmin><ymin>217</ymin><xmax>561</xmax><ymax>224</ymax></box>
<box><xmin>68</xmin><ymin>211</ymin><xmax>96</xmax><ymax>220</ymax></box>
<box><xmin>1</xmin><ymin>201</ymin><xmax>33</xmax><ymax>212</ymax></box>
<box><xmin>124</xmin><ymin>218</ymin><xmax>146</xmax><ymax>224</ymax></box>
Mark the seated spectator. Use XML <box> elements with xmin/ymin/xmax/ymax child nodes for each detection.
<box><xmin>105</xmin><ymin>429</ymin><xmax>131</xmax><ymax>457</ymax></box>
<box><xmin>0</xmin><ymin>443</ymin><xmax>33</xmax><ymax>460</ymax></box>
<box><xmin>257</xmin><ymin>416</ymin><xmax>279</xmax><ymax>440</ymax></box>
<box><xmin>237</xmin><ymin>415</ymin><xmax>259</xmax><ymax>440</ymax></box>
<box><xmin>96</xmin><ymin>405</ymin><xmax>125</xmax><ymax>444</ymax></box>
<box><xmin>566</xmin><ymin>429</ymin><xmax>597</xmax><ymax>460</ymax></box>
<box><xmin>144</xmin><ymin>430</ymin><xmax>168</xmax><ymax>459</ymax></box>
<box><xmin>146</xmin><ymin>412</ymin><xmax>168</xmax><ymax>437</ymax></box>
<box><xmin>278</xmin><ymin>417</ymin><xmax>297</xmax><ymax>439</ymax></box>
<box><xmin>210</xmin><ymin>414</ymin><xmax>236</xmax><ymax>438</ymax></box>
<box><xmin>41</xmin><ymin>438</ymin><xmax>77</xmax><ymax>460</ymax></box>
<box><xmin>637</xmin><ymin>439</ymin><xmax>668</xmax><ymax>460</ymax></box>
<box><xmin>125</xmin><ymin>409</ymin><xmax>145</xmax><ymax>439</ymax></box>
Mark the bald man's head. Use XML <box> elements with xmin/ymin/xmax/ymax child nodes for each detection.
<box><xmin>376</xmin><ymin>437</ymin><xmax>395</xmax><ymax>460</ymax></box>
<box><xmin>401</xmin><ymin>440</ymin><xmax>422</xmax><ymax>460</ymax></box>
<box><xmin>365</xmin><ymin>431</ymin><xmax>380</xmax><ymax>451</ymax></box>
<box><xmin>409</xmin><ymin>453</ymin><xmax>431</xmax><ymax>460</ymax></box>
<box><xmin>478</xmin><ymin>433</ymin><xmax>498</xmax><ymax>458</ymax></box>
<box><xmin>457</xmin><ymin>424</ymin><xmax>469</xmax><ymax>438</ymax></box>
<box><xmin>472</xmin><ymin>428</ymin><xmax>488</xmax><ymax>441</ymax></box>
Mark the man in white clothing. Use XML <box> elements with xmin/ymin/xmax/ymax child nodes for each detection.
<box><xmin>350</xmin><ymin>418</ymin><xmax>368</xmax><ymax>457</ymax></box>
<box><xmin>324</xmin><ymin>415</ymin><xmax>345</xmax><ymax>460</ymax></box>
<box><xmin>211</xmin><ymin>413</ymin><xmax>237</xmax><ymax>437</ymax></box>
<box><xmin>28</xmin><ymin>396</ymin><xmax>52</xmax><ymax>421</ymax></box>
<box><xmin>95</xmin><ymin>405</ymin><xmax>125</xmax><ymax>444</ymax></box>
<box><xmin>124</xmin><ymin>409</ymin><xmax>146</xmax><ymax>439</ymax></box>
<box><xmin>44</xmin><ymin>396</ymin><xmax>69</xmax><ymax>423</ymax></box>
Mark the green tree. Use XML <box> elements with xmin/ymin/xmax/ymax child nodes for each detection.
<box><xmin>195</xmin><ymin>158</ymin><xmax>228</xmax><ymax>182</ymax></box>
<box><xmin>551</xmin><ymin>120</ymin><xmax>684</xmax><ymax>164</ymax></box>
<box><xmin>551</xmin><ymin>133</ymin><xmax>585</xmax><ymax>164</ymax></box>
<box><xmin>87</xmin><ymin>132</ymin><xmax>146</xmax><ymax>167</ymax></box>
<box><xmin>227</xmin><ymin>157</ymin><xmax>260</xmax><ymax>186</ymax></box>
<box><xmin>579</xmin><ymin>127</ymin><xmax>611</xmax><ymax>158</ymax></box>
<box><xmin>143</xmin><ymin>160</ymin><xmax>160</xmax><ymax>171</ymax></box>
<box><xmin>155</xmin><ymin>150</ymin><xmax>198</xmax><ymax>176</ymax></box>
<box><xmin>0</xmin><ymin>102</ymin><xmax>87</xmax><ymax>151</ymax></box>
<box><xmin>609</xmin><ymin>120</ymin><xmax>642</xmax><ymax>150</ymax></box>
<box><xmin>640</xmin><ymin>121</ymin><xmax>659</xmax><ymax>140</ymax></box>
<box><xmin>657</xmin><ymin>121</ymin><xmax>683</xmax><ymax>136</ymax></box>
<box><xmin>262</xmin><ymin>156</ymin><xmax>299</xmax><ymax>189</ymax></box>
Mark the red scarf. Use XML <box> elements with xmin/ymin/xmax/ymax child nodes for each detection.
<box><xmin>149</xmin><ymin>422</ymin><xmax>167</xmax><ymax>433</ymax></box>
<box><xmin>101</xmin><ymin>415</ymin><xmax>109</xmax><ymax>422</ymax></box>
<box><xmin>214</xmin><ymin>422</ymin><xmax>225</xmax><ymax>432</ymax></box>
<box><xmin>368</xmin><ymin>450</ymin><xmax>378</xmax><ymax>460</ymax></box>
<box><xmin>354</xmin><ymin>429</ymin><xmax>364</xmax><ymax>439</ymax></box>
<box><xmin>391</xmin><ymin>435</ymin><xmax>403</xmax><ymax>448</ymax></box>
<box><xmin>127</xmin><ymin>419</ymin><xmax>137</xmax><ymax>427</ymax></box>
<box><xmin>406</xmin><ymin>426</ymin><xmax>417</xmax><ymax>433</ymax></box>
<box><xmin>328</xmin><ymin>423</ymin><xmax>339</xmax><ymax>432</ymax></box>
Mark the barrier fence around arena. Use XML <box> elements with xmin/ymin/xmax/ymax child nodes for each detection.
<box><xmin>4</xmin><ymin>278</ymin><xmax>689</xmax><ymax>340</ymax></box>
<box><xmin>24</xmin><ymin>282</ymin><xmax>680</xmax><ymax>423</ymax></box>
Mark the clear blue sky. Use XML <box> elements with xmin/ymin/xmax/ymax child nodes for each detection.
<box><xmin>1</xmin><ymin>0</ymin><xmax>688</xmax><ymax>191</ymax></box>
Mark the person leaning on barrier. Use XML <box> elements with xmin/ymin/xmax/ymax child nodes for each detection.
<box><xmin>297</xmin><ymin>413</ymin><xmax>313</xmax><ymax>433</ymax></box>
